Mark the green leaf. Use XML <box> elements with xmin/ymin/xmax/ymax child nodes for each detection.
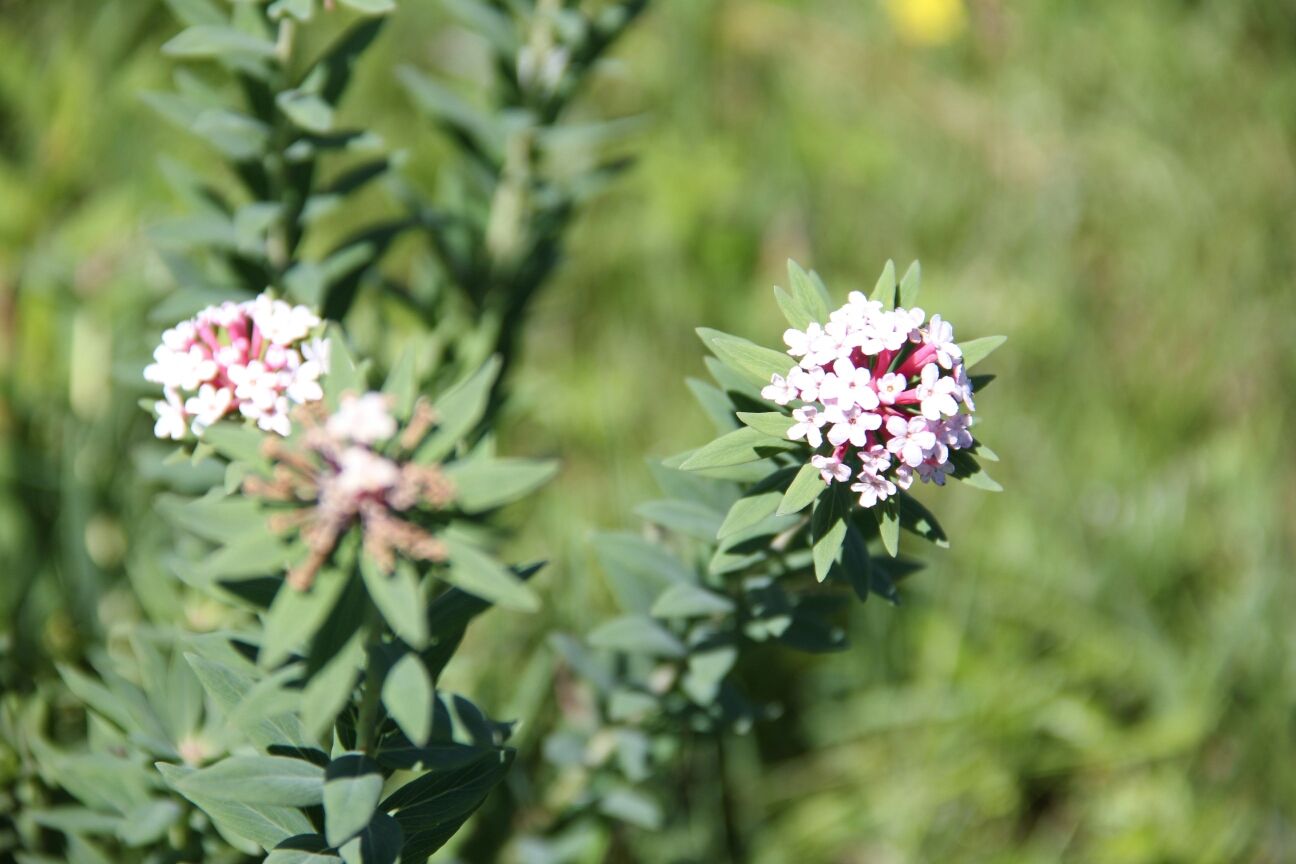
<box><xmin>896</xmin><ymin>492</ymin><xmax>949</xmax><ymax>547</ymax></box>
<box><xmin>696</xmin><ymin>327</ymin><xmax>794</xmax><ymax>388</ymax></box>
<box><xmin>383</xmin><ymin>750</ymin><xmax>513</xmax><ymax>861</ymax></box>
<box><xmin>339</xmin><ymin>812</ymin><xmax>403</xmax><ymax>864</ymax></box>
<box><xmin>158</xmin><ymin>763</ymin><xmax>313</xmax><ymax>852</ymax></box>
<box><xmin>164</xmin><ymin>0</ymin><xmax>226</xmax><ymax>27</ymax></box>
<box><xmin>416</xmin><ymin>357</ymin><xmax>501</xmax><ymax>464</ymax></box>
<box><xmin>162</xmin><ymin>26</ymin><xmax>277</xmax><ymax>59</ymax></box>
<box><xmin>266</xmin><ymin>834</ymin><xmax>340</xmax><ymax>863</ymax></box>
<box><xmin>268</xmin><ymin>0</ymin><xmax>315</xmax><ymax>22</ymax></box>
<box><xmin>185</xmin><ymin>654</ymin><xmax>311</xmax><ymax>751</ymax></box>
<box><xmin>875</xmin><ymin>500</ymin><xmax>900</xmax><ymax>557</ymax></box>
<box><xmin>383</xmin><ymin>653</ymin><xmax>433</xmax><ymax>745</ymax></box>
<box><xmin>778</xmin><ymin>463</ymin><xmax>824</xmax><ymax>516</ymax></box>
<box><xmin>870</xmin><ymin>259</ymin><xmax>897</xmax><ymax>308</ymax></box>
<box><xmin>202</xmin><ymin>422</ymin><xmax>268</xmax><ymax>467</ymax></box>
<box><xmin>443</xmin><ymin>458</ymin><xmax>558</xmax><ymax>513</ymax></box>
<box><xmin>337</xmin><ymin>0</ymin><xmax>396</xmax><ymax>14</ymax></box>
<box><xmin>735</xmin><ymin>411</ymin><xmax>794</xmax><ymax>439</ymax></box>
<box><xmin>441</xmin><ymin>530</ymin><xmax>539</xmax><ymax>612</ymax></box>
<box><xmin>717</xmin><ymin>487</ymin><xmax>783</xmax><ymax>540</ymax></box>
<box><xmin>898</xmin><ymin>260</ymin><xmax>921</xmax><ymax>308</ymax></box>
<box><xmin>588</xmin><ymin>615</ymin><xmax>686</xmax><ymax>658</ymax></box>
<box><xmin>277</xmin><ymin>90</ymin><xmax>334</xmax><ymax>133</ymax></box>
<box><xmin>593</xmin><ymin>533</ymin><xmax>692</xmax><ymax>615</ymax></box>
<box><xmin>192</xmin><ymin>532</ymin><xmax>299</xmax><ymax>581</ymax></box>
<box><xmin>301</xmin><ymin>630</ymin><xmax>364</xmax><ymax>740</ymax></box>
<box><xmin>176</xmin><ymin>756</ymin><xmax>325</xmax><ymax>808</ymax></box>
<box><xmin>360</xmin><ymin>556</ymin><xmax>428</xmax><ymax>648</ymax></box>
<box><xmin>261</xmin><ymin>565</ymin><xmax>351</xmax><ymax>668</ymax></box>
<box><xmin>633</xmin><ymin>499</ymin><xmax>725</xmax><ymax>541</ymax></box>
<box><xmin>324</xmin><ymin>753</ymin><xmax>384</xmax><ymax>847</ymax></box>
<box><xmin>686</xmin><ymin>377</ymin><xmax>741</xmax><ymax>434</ymax></box>
<box><xmin>680</xmin><ymin>427</ymin><xmax>794</xmax><ymax>471</ymax></box>
<box><xmin>381</xmin><ymin>344</ymin><xmax>418</xmax><ymax>420</ymax></box>
<box><xmin>811</xmin><ymin>486</ymin><xmax>849</xmax><ymax>581</ymax></box>
<box><xmin>598</xmin><ymin>786</ymin><xmax>663</xmax><ymax>830</ymax></box>
<box><xmin>957</xmin><ymin>335</ymin><xmax>1006</xmax><ymax>369</ymax></box>
<box><xmin>949</xmin><ymin>451</ymin><xmax>1004</xmax><ymax>491</ymax></box>
<box><xmin>650</xmin><ymin>583</ymin><xmax>734</xmax><ymax>619</ymax></box>
<box><xmin>324</xmin><ymin>328</ymin><xmax>364</xmax><ymax>406</ymax></box>
<box><xmin>785</xmin><ymin>260</ymin><xmax>830</xmax><ymax>325</ymax></box>
<box><xmin>681</xmin><ymin>646</ymin><xmax>738</xmax><ymax>705</ymax></box>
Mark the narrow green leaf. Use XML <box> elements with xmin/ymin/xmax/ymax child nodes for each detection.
<box><xmin>588</xmin><ymin>616</ymin><xmax>686</xmax><ymax>658</ymax></box>
<box><xmin>896</xmin><ymin>492</ymin><xmax>949</xmax><ymax>547</ymax></box>
<box><xmin>811</xmin><ymin>486</ymin><xmax>848</xmax><ymax>581</ymax></box>
<box><xmin>875</xmin><ymin>501</ymin><xmax>900</xmax><ymax>557</ymax></box>
<box><xmin>778</xmin><ymin>463</ymin><xmax>824</xmax><ymax>515</ymax></box>
<box><xmin>716</xmin><ymin>488</ymin><xmax>783</xmax><ymax>540</ymax></box>
<box><xmin>773</xmin><ymin>285</ymin><xmax>813</xmax><ymax>331</ymax></box>
<box><xmin>163</xmin><ymin>26</ymin><xmax>277</xmax><ymax>59</ymax></box>
<box><xmin>277</xmin><ymin>90</ymin><xmax>334</xmax><ymax>133</ymax></box>
<box><xmin>680</xmin><ymin>427</ymin><xmax>794</xmax><ymax>471</ymax></box>
<box><xmin>383</xmin><ymin>653</ymin><xmax>433</xmax><ymax>745</ymax></box>
<box><xmin>260</xmin><ymin>565</ymin><xmax>351</xmax><ymax>668</ymax></box>
<box><xmin>696</xmin><ymin>327</ymin><xmax>795</xmax><ymax>388</ymax></box>
<box><xmin>735</xmin><ymin>411</ymin><xmax>794</xmax><ymax>439</ymax></box>
<box><xmin>176</xmin><ymin>756</ymin><xmax>324</xmax><ymax>808</ymax></box>
<box><xmin>633</xmin><ymin>499</ymin><xmax>725</xmax><ymax>541</ymax></box>
<box><xmin>339</xmin><ymin>812</ymin><xmax>403</xmax><ymax>864</ymax></box>
<box><xmin>957</xmin><ymin>335</ymin><xmax>1006</xmax><ymax>369</ymax></box>
<box><xmin>870</xmin><ymin>259</ymin><xmax>897</xmax><ymax>308</ymax></box>
<box><xmin>359</xmin><ymin>556</ymin><xmax>428</xmax><ymax>648</ymax></box>
<box><xmin>443</xmin><ymin>457</ymin><xmax>558</xmax><ymax>513</ymax></box>
<box><xmin>898</xmin><ymin>260</ymin><xmax>921</xmax><ymax>308</ymax></box>
<box><xmin>323</xmin><ymin>753</ymin><xmax>384</xmax><ymax>847</ymax></box>
<box><xmin>441</xmin><ymin>530</ymin><xmax>539</xmax><ymax>612</ymax></box>
<box><xmin>324</xmin><ymin>327</ymin><xmax>363</xmax><ymax>406</ymax></box>
<box><xmin>416</xmin><ymin>357</ymin><xmax>501</xmax><ymax>464</ymax></box>
<box><xmin>786</xmin><ymin>260</ymin><xmax>829</xmax><ymax>324</ymax></box>
<box><xmin>301</xmin><ymin>630</ymin><xmax>364</xmax><ymax>740</ymax></box>
<box><xmin>337</xmin><ymin>0</ymin><xmax>396</xmax><ymax>13</ymax></box>
<box><xmin>650</xmin><ymin>583</ymin><xmax>734</xmax><ymax>619</ymax></box>
<box><xmin>949</xmin><ymin>451</ymin><xmax>1004</xmax><ymax>491</ymax></box>
<box><xmin>202</xmin><ymin>422</ymin><xmax>267</xmax><ymax>467</ymax></box>
<box><xmin>381</xmin><ymin>344</ymin><xmax>418</xmax><ymax>420</ymax></box>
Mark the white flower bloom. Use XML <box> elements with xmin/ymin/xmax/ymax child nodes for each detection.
<box><xmin>185</xmin><ymin>384</ymin><xmax>234</xmax><ymax>434</ymax></box>
<box><xmin>327</xmin><ymin>392</ymin><xmax>397</xmax><ymax>445</ymax></box>
<box><xmin>821</xmin><ymin>359</ymin><xmax>879</xmax><ymax>410</ymax></box>
<box><xmin>916</xmin><ymin>363</ymin><xmax>960</xmax><ymax>420</ymax></box>
<box><xmin>788</xmin><ymin>405</ymin><xmax>827</xmax><ymax>448</ymax></box>
<box><xmin>954</xmin><ymin>362</ymin><xmax>975</xmax><ymax>411</ymax></box>
<box><xmin>783</xmin><ymin>324</ymin><xmax>823</xmax><ymax>358</ymax></box>
<box><xmin>933</xmin><ymin>414</ymin><xmax>974</xmax><ymax>451</ymax></box>
<box><xmin>286</xmin><ymin>360</ymin><xmax>325</xmax><ymax>404</ymax></box>
<box><xmin>154</xmin><ymin>390</ymin><xmax>188</xmax><ymax>440</ymax></box>
<box><xmin>857</xmin><ymin>443</ymin><xmax>892</xmax><ymax>476</ymax></box>
<box><xmin>811</xmin><ymin>453</ymin><xmax>852</xmax><ymax>484</ymax></box>
<box><xmin>851</xmin><ymin>470</ymin><xmax>896</xmax><ymax>508</ymax></box>
<box><xmin>257</xmin><ymin>397</ymin><xmax>294</xmax><ymax>437</ymax></box>
<box><xmin>875</xmin><ymin>372</ymin><xmax>908</xmax><ymax>405</ymax></box>
<box><xmin>924</xmin><ymin>314</ymin><xmax>962</xmax><ymax>369</ymax></box>
<box><xmin>885</xmin><ymin>415</ymin><xmax>938</xmax><ymax>467</ymax></box>
<box><xmin>252</xmin><ymin>295</ymin><xmax>320</xmax><ymax>346</ymax></box>
<box><xmin>335</xmin><ymin>446</ymin><xmax>402</xmax><ymax>497</ymax></box>
<box><xmin>826</xmin><ymin>407</ymin><xmax>882</xmax><ymax>448</ymax></box>
<box><xmin>302</xmin><ymin>337</ymin><xmax>331</xmax><ymax>374</ymax></box>
<box><xmin>229</xmin><ymin>361</ymin><xmax>279</xmax><ymax>411</ymax></box>
<box><xmin>892</xmin><ymin>464</ymin><xmax>915</xmax><ymax>490</ymax></box>
<box><xmin>787</xmin><ymin>366</ymin><xmax>825</xmax><ymax>402</ymax></box>
<box><xmin>761</xmin><ymin>373</ymin><xmax>797</xmax><ymax>406</ymax></box>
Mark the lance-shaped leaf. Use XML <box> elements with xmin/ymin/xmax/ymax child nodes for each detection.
<box><xmin>778</xmin><ymin>462</ymin><xmax>824</xmax><ymax>516</ymax></box>
<box><xmin>716</xmin><ymin>466</ymin><xmax>798</xmax><ymax>539</ymax></box>
<box><xmin>735</xmin><ymin>411</ymin><xmax>795</xmax><ymax>439</ymax></box>
<box><xmin>383</xmin><ymin>749</ymin><xmax>514</xmax><ymax>861</ymax></box>
<box><xmin>323</xmin><ymin>753</ymin><xmax>384</xmax><ymax>847</ymax></box>
<box><xmin>948</xmin><ymin>450</ymin><xmax>1004</xmax><ymax>491</ymax></box>
<box><xmin>416</xmin><ymin>357</ymin><xmax>501</xmax><ymax>464</ymax></box>
<box><xmin>650</xmin><ymin>582</ymin><xmax>734</xmax><ymax>619</ymax></box>
<box><xmin>443</xmin><ymin>457</ymin><xmax>559</xmax><ymax>513</ymax></box>
<box><xmin>359</xmin><ymin>556</ymin><xmax>428</xmax><ymax>648</ymax></box>
<box><xmin>680</xmin><ymin>427</ymin><xmax>795</xmax><ymax>471</ymax></box>
<box><xmin>783</xmin><ymin>259</ymin><xmax>831</xmax><ymax>326</ymax></box>
<box><xmin>898</xmin><ymin>260</ymin><xmax>921</xmax><ymax>307</ymax></box>
<box><xmin>382</xmin><ymin>653</ymin><xmax>433</xmax><ymax>746</ymax></box>
<box><xmin>634</xmin><ymin>499</ymin><xmax>725</xmax><ymax>541</ymax></box>
<box><xmin>174</xmin><ymin>756</ymin><xmax>325</xmax><ymax>808</ymax></box>
<box><xmin>158</xmin><ymin>763</ymin><xmax>313</xmax><ymax>852</ymax></box>
<box><xmin>588</xmin><ymin>615</ymin><xmax>686</xmax><ymax>658</ymax></box>
<box><xmin>696</xmin><ymin>327</ymin><xmax>795</xmax><ymax>388</ymax></box>
<box><xmin>162</xmin><ymin>26</ymin><xmax>277</xmax><ymax>59</ymax></box>
<box><xmin>260</xmin><ymin>565</ymin><xmax>352</xmax><ymax>668</ymax></box>
<box><xmin>958</xmin><ymin>335</ymin><xmax>1006</xmax><ymax>369</ymax></box>
<box><xmin>870</xmin><ymin>259</ymin><xmax>897</xmax><ymax>308</ymax></box>
<box><xmin>875</xmin><ymin>499</ymin><xmax>901</xmax><ymax>558</ymax></box>
<box><xmin>441</xmin><ymin>529</ymin><xmax>539</xmax><ymax>612</ymax></box>
<box><xmin>896</xmin><ymin>492</ymin><xmax>949</xmax><ymax>547</ymax></box>
<box><xmin>339</xmin><ymin>812</ymin><xmax>403</xmax><ymax>864</ymax></box>
<box><xmin>811</xmin><ymin>484</ymin><xmax>849</xmax><ymax>582</ymax></box>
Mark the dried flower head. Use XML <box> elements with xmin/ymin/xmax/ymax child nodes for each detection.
<box><xmin>763</xmin><ymin>296</ymin><xmax>976</xmax><ymax>508</ymax></box>
<box><xmin>144</xmin><ymin>293</ymin><xmax>328</xmax><ymax>439</ymax></box>
<box><xmin>246</xmin><ymin>393</ymin><xmax>453</xmax><ymax>590</ymax></box>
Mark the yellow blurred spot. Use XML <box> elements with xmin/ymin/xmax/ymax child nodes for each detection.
<box><xmin>885</xmin><ymin>0</ymin><xmax>967</xmax><ymax>46</ymax></box>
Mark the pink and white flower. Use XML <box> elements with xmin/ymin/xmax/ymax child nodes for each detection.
<box><xmin>763</xmin><ymin>289</ymin><xmax>982</xmax><ymax>507</ymax></box>
<box><xmin>143</xmin><ymin>291</ymin><xmax>329</xmax><ymax>440</ymax></box>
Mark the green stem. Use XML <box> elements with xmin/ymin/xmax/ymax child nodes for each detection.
<box><xmin>355</xmin><ymin>610</ymin><xmax>385</xmax><ymax>756</ymax></box>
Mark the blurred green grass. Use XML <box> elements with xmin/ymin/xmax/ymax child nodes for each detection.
<box><xmin>3</xmin><ymin>0</ymin><xmax>1296</xmax><ymax>861</ymax></box>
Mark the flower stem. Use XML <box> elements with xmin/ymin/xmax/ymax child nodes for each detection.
<box><xmin>355</xmin><ymin>608</ymin><xmax>385</xmax><ymax>756</ymax></box>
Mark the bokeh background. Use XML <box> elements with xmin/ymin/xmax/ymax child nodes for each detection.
<box><xmin>3</xmin><ymin>0</ymin><xmax>1296</xmax><ymax>861</ymax></box>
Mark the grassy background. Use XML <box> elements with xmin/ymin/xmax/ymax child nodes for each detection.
<box><xmin>3</xmin><ymin>0</ymin><xmax>1296</xmax><ymax>861</ymax></box>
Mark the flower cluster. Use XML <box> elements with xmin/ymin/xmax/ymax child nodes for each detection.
<box><xmin>144</xmin><ymin>293</ymin><xmax>329</xmax><ymax>440</ymax></box>
<box><xmin>246</xmin><ymin>394</ymin><xmax>454</xmax><ymax>590</ymax></box>
<box><xmin>762</xmin><ymin>296</ymin><xmax>976</xmax><ymax>508</ymax></box>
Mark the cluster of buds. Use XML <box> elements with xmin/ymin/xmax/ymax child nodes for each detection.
<box><xmin>762</xmin><ymin>296</ymin><xmax>976</xmax><ymax>508</ymax></box>
<box><xmin>247</xmin><ymin>393</ymin><xmax>455</xmax><ymax>590</ymax></box>
<box><xmin>144</xmin><ymin>293</ymin><xmax>329</xmax><ymax>439</ymax></box>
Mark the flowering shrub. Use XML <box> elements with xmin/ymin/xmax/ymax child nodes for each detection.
<box><xmin>145</xmin><ymin>293</ymin><xmax>328</xmax><ymax>439</ymax></box>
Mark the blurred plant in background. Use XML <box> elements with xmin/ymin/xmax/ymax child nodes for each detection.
<box><xmin>4</xmin><ymin>0</ymin><xmax>1296</xmax><ymax>862</ymax></box>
